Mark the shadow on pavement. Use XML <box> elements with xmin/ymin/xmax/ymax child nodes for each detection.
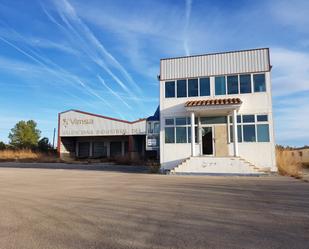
<box><xmin>0</xmin><ymin>162</ymin><xmax>149</xmax><ymax>174</ymax></box>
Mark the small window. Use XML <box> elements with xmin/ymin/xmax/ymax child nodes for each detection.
<box><xmin>243</xmin><ymin>125</ymin><xmax>256</xmax><ymax>142</ymax></box>
<box><xmin>165</xmin><ymin>81</ymin><xmax>175</xmax><ymax>98</ymax></box>
<box><xmin>154</xmin><ymin>123</ymin><xmax>160</xmax><ymax>133</ymax></box>
<box><xmin>257</xmin><ymin>124</ymin><xmax>270</xmax><ymax>142</ymax></box>
<box><xmin>188</xmin><ymin>79</ymin><xmax>198</xmax><ymax>97</ymax></box>
<box><xmin>176</xmin><ymin>127</ymin><xmax>187</xmax><ymax>143</ymax></box>
<box><xmin>240</xmin><ymin>74</ymin><xmax>251</xmax><ymax>93</ymax></box>
<box><xmin>254</xmin><ymin>74</ymin><xmax>266</xmax><ymax>92</ymax></box>
<box><xmin>200</xmin><ymin>78</ymin><xmax>210</xmax><ymax>96</ymax></box>
<box><xmin>175</xmin><ymin>117</ymin><xmax>186</xmax><ymax>125</ymax></box>
<box><xmin>215</xmin><ymin>76</ymin><xmax>226</xmax><ymax>95</ymax></box>
<box><xmin>242</xmin><ymin>115</ymin><xmax>255</xmax><ymax>123</ymax></box>
<box><xmin>227</xmin><ymin>75</ymin><xmax>239</xmax><ymax>94</ymax></box>
<box><xmin>177</xmin><ymin>80</ymin><xmax>187</xmax><ymax>97</ymax></box>
<box><xmin>257</xmin><ymin>115</ymin><xmax>268</xmax><ymax>122</ymax></box>
<box><xmin>165</xmin><ymin>118</ymin><xmax>174</xmax><ymax>125</ymax></box>
<box><xmin>165</xmin><ymin>127</ymin><xmax>175</xmax><ymax>143</ymax></box>
<box><xmin>230</xmin><ymin>125</ymin><xmax>242</xmax><ymax>143</ymax></box>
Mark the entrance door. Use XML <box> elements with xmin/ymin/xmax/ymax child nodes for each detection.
<box><xmin>202</xmin><ymin>127</ymin><xmax>213</xmax><ymax>155</ymax></box>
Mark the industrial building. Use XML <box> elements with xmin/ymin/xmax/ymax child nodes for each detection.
<box><xmin>58</xmin><ymin>48</ymin><xmax>277</xmax><ymax>174</ymax></box>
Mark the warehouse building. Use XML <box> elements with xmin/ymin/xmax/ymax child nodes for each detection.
<box><xmin>58</xmin><ymin>48</ymin><xmax>277</xmax><ymax>174</ymax></box>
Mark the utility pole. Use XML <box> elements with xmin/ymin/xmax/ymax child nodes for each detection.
<box><xmin>52</xmin><ymin>128</ymin><xmax>56</xmax><ymax>149</ymax></box>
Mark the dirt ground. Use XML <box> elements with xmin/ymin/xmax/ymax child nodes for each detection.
<box><xmin>0</xmin><ymin>165</ymin><xmax>308</xmax><ymax>249</ymax></box>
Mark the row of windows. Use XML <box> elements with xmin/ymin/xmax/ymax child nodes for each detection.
<box><xmin>165</xmin><ymin>73</ymin><xmax>266</xmax><ymax>98</ymax></box>
<box><xmin>164</xmin><ymin>114</ymin><xmax>270</xmax><ymax>144</ymax></box>
<box><xmin>165</xmin><ymin>77</ymin><xmax>210</xmax><ymax>98</ymax></box>
<box><xmin>229</xmin><ymin>114</ymin><xmax>270</xmax><ymax>142</ymax></box>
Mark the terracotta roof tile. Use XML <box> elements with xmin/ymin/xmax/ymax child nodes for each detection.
<box><xmin>185</xmin><ymin>98</ymin><xmax>242</xmax><ymax>107</ymax></box>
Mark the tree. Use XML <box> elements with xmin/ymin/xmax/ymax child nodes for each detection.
<box><xmin>8</xmin><ymin>120</ymin><xmax>41</xmax><ymax>149</ymax></box>
<box><xmin>0</xmin><ymin>141</ymin><xmax>6</xmax><ymax>150</ymax></box>
<box><xmin>38</xmin><ymin>137</ymin><xmax>53</xmax><ymax>152</ymax></box>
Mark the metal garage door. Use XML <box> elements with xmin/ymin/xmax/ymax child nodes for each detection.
<box><xmin>92</xmin><ymin>142</ymin><xmax>107</xmax><ymax>158</ymax></box>
<box><xmin>110</xmin><ymin>141</ymin><xmax>122</xmax><ymax>157</ymax></box>
<box><xmin>78</xmin><ymin>142</ymin><xmax>90</xmax><ymax>158</ymax></box>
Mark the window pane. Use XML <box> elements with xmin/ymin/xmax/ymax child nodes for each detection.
<box><xmin>200</xmin><ymin>78</ymin><xmax>210</xmax><ymax>96</ymax></box>
<box><xmin>257</xmin><ymin>124</ymin><xmax>270</xmax><ymax>142</ymax></box>
<box><xmin>200</xmin><ymin>116</ymin><xmax>227</xmax><ymax>124</ymax></box>
<box><xmin>188</xmin><ymin>79</ymin><xmax>198</xmax><ymax>97</ymax></box>
<box><xmin>242</xmin><ymin>115</ymin><xmax>255</xmax><ymax>123</ymax></box>
<box><xmin>188</xmin><ymin>127</ymin><xmax>199</xmax><ymax>143</ymax></box>
<box><xmin>240</xmin><ymin>74</ymin><xmax>251</xmax><ymax>93</ymax></box>
<box><xmin>176</xmin><ymin>127</ymin><xmax>187</xmax><ymax>143</ymax></box>
<box><xmin>230</xmin><ymin>115</ymin><xmax>242</xmax><ymax>123</ymax></box>
<box><xmin>165</xmin><ymin>118</ymin><xmax>174</xmax><ymax>125</ymax></box>
<box><xmin>243</xmin><ymin>125</ymin><xmax>256</xmax><ymax>142</ymax></box>
<box><xmin>257</xmin><ymin>115</ymin><xmax>268</xmax><ymax>122</ymax></box>
<box><xmin>227</xmin><ymin>75</ymin><xmax>239</xmax><ymax>94</ymax></box>
<box><xmin>165</xmin><ymin>81</ymin><xmax>175</xmax><ymax>98</ymax></box>
<box><xmin>165</xmin><ymin>127</ymin><xmax>175</xmax><ymax>143</ymax></box>
<box><xmin>230</xmin><ymin>125</ymin><xmax>242</xmax><ymax>143</ymax></box>
<box><xmin>176</xmin><ymin>117</ymin><xmax>186</xmax><ymax>125</ymax></box>
<box><xmin>215</xmin><ymin>76</ymin><xmax>226</xmax><ymax>95</ymax></box>
<box><xmin>177</xmin><ymin>80</ymin><xmax>187</xmax><ymax>97</ymax></box>
<box><xmin>154</xmin><ymin>123</ymin><xmax>160</xmax><ymax>133</ymax></box>
<box><xmin>254</xmin><ymin>74</ymin><xmax>266</xmax><ymax>92</ymax></box>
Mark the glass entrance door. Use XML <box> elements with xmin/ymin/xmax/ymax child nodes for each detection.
<box><xmin>202</xmin><ymin>127</ymin><xmax>213</xmax><ymax>155</ymax></box>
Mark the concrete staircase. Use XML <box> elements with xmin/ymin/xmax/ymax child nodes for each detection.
<box><xmin>170</xmin><ymin>156</ymin><xmax>271</xmax><ymax>175</ymax></box>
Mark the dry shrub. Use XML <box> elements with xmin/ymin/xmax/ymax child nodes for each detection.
<box><xmin>0</xmin><ymin>149</ymin><xmax>59</xmax><ymax>163</ymax></box>
<box><xmin>276</xmin><ymin>147</ymin><xmax>302</xmax><ymax>178</ymax></box>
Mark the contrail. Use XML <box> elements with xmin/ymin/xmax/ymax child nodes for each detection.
<box><xmin>51</xmin><ymin>0</ymin><xmax>143</xmax><ymax>96</ymax></box>
<box><xmin>97</xmin><ymin>75</ymin><xmax>132</xmax><ymax>110</ymax></box>
<box><xmin>184</xmin><ymin>0</ymin><xmax>193</xmax><ymax>56</ymax></box>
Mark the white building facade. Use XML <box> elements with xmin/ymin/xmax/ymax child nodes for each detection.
<box><xmin>159</xmin><ymin>48</ymin><xmax>277</xmax><ymax>173</ymax></box>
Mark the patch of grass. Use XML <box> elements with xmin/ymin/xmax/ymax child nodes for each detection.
<box><xmin>276</xmin><ymin>147</ymin><xmax>302</xmax><ymax>178</ymax></box>
<box><xmin>0</xmin><ymin>149</ymin><xmax>59</xmax><ymax>163</ymax></box>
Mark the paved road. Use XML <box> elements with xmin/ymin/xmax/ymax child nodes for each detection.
<box><xmin>0</xmin><ymin>167</ymin><xmax>308</xmax><ymax>249</ymax></box>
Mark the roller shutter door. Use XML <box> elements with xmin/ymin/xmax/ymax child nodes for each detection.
<box><xmin>93</xmin><ymin>142</ymin><xmax>107</xmax><ymax>158</ymax></box>
<box><xmin>78</xmin><ymin>142</ymin><xmax>90</xmax><ymax>158</ymax></box>
<box><xmin>110</xmin><ymin>142</ymin><xmax>122</xmax><ymax>157</ymax></box>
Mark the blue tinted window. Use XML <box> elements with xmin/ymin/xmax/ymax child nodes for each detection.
<box><xmin>188</xmin><ymin>79</ymin><xmax>198</xmax><ymax>97</ymax></box>
<box><xmin>215</xmin><ymin>76</ymin><xmax>226</xmax><ymax>95</ymax></box>
<box><xmin>165</xmin><ymin>81</ymin><xmax>175</xmax><ymax>98</ymax></box>
<box><xmin>227</xmin><ymin>75</ymin><xmax>239</xmax><ymax>94</ymax></box>
<box><xmin>165</xmin><ymin>127</ymin><xmax>175</xmax><ymax>143</ymax></box>
<box><xmin>200</xmin><ymin>78</ymin><xmax>210</xmax><ymax>96</ymax></box>
<box><xmin>175</xmin><ymin>117</ymin><xmax>186</xmax><ymax>125</ymax></box>
<box><xmin>257</xmin><ymin>124</ymin><xmax>270</xmax><ymax>142</ymax></box>
<box><xmin>165</xmin><ymin>118</ymin><xmax>174</xmax><ymax>125</ymax></box>
<box><xmin>243</xmin><ymin>125</ymin><xmax>256</xmax><ymax>142</ymax></box>
<box><xmin>242</xmin><ymin>115</ymin><xmax>255</xmax><ymax>123</ymax></box>
<box><xmin>230</xmin><ymin>125</ymin><xmax>242</xmax><ymax>143</ymax></box>
<box><xmin>177</xmin><ymin>80</ymin><xmax>187</xmax><ymax>97</ymax></box>
<box><xmin>257</xmin><ymin>115</ymin><xmax>268</xmax><ymax>122</ymax></box>
<box><xmin>200</xmin><ymin>116</ymin><xmax>227</xmax><ymax>124</ymax></box>
<box><xmin>176</xmin><ymin>127</ymin><xmax>187</xmax><ymax>143</ymax></box>
<box><xmin>254</xmin><ymin>74</ymin><xmax>266</xmax><ymax>92</ymax></box>
<box><xmin>240</xmin><ymin>74</ymin><xmax>251</xmax><ymax>93</ymax></box>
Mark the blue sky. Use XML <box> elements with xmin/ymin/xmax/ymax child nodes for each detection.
<box><xmin>0</xmin><ymin>0</ymin><xmax>308</xmax><ymax>146</ymax></box>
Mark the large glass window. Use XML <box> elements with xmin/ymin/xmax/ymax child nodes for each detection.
<box><xmin>243</xmin><ymin>125</ymin><xmax>256</xmax><ymax>142</ymax></box>
<box><xmin>200</xmin><ymin>78</ymin><xmax>210</xmax><ymax>96</ymax></box>
<box><xmin>177</xmin><ymin>80</ymin><xmax>187</xmax><ymax>97</ymax></box>
<box><xmin>254</xmin><ymin>74</ymin><xmax>266</xmax><ymax>92</ymax></box>
<box><xmin>165</xmin><ymin>127</ymin><xmax>175</xmax><ymax>143</ymax></box>
<box><xmin>257</xmin><ymin>124</ymin><xmax>270</xmax><ymax>142</ymax></box>
<box><xmin>227</xmin><ymin>75</ymin><xmax>239</xmax><ymax>94</ymax></box>
<box><xmin>200</xmin><ymin>116</ymin><xmax>227</xmax><ymax>124</ymax></box>
<box><xmin>215</xmin><ymin>76</ymin><xmax>226</xmax><ymax>95</ymax></box>
<box><xmin>240</xmin><ymin>74</ymin><xmax>251</xmax><ymax>93</ymax></box>
<box><xmin>176</xmin><ymin>127</ymin><xmax>187</xmax><ymax>143</ymax></box>
<box><xmin>165</xmin><ymin>81</ymin><xmax>175</xmax><ymax>98</ymax></box>
<box><xmin>188</xmin><ymin>78</ymin><xmax>198</xmax><ymax>97</ymax></box>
